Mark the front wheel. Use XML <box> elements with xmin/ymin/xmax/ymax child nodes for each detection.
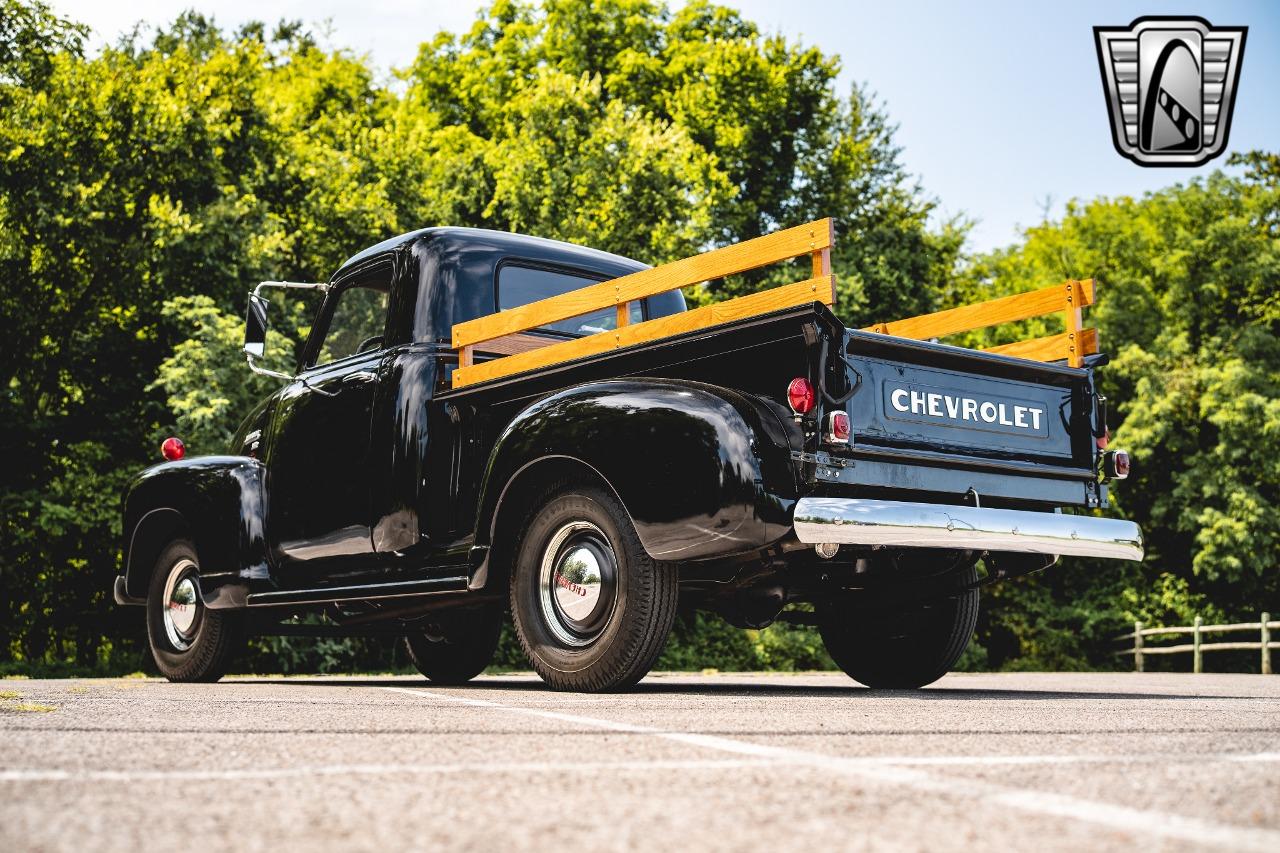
<box><xmin>145</xmin><ymin>539</ymin><xmax>244</xmax><ymax>682</ymax></box>
<box><xmin>818</xmin><ymin>565</ymin><xmax>979</xmax><ymax>689</ymax></box>
<box><xmin>509</xmin><ymin>484</ymin><xmax>678</xmax><ymax>692</ymax></box>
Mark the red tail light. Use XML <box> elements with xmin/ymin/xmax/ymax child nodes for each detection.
<box><xmin>826</xmin><ymin>411</ymin><xmax>851</xmax><ymax>443</ymax></box>
<box><xmin>161</xmin><ymin>437</ymin><xmax>186</xmax><ymax>461</ymax></box>
<box><xmin>787</xmin><ymin>378</ymin><xmax>815</xmax><ymax>414</ymax></box>
<box><xmin>1104</xmin><ymin>449</ymin><xmax>1130</xmax><ymax>480</ymax></box>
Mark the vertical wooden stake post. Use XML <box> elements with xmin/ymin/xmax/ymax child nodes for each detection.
<box><xmin>1263</xmin><ymin>612</ymin><xmax>1272</xmax><ymax>675</ymax></box>
<box><xmin>1193</xmin><ymin>616</ymin><xmax>1203</xmax><ymax>674</ymax></box>
<box><xmin>1064</xmin><ymin>280</ymin><xmax>1085</xmax><ymax>368</ymax></box>
<box><xmin>1133</xmin><ymin>621</ymin><xmax>1144</xmax><ymax>673</ymax></box>
<box><xmin>811</xmin><ymin>222</ymin><xmax>833</xmax><ymax>302</ymax></box>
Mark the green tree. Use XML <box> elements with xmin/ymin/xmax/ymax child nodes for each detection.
<box><xmin>1</xmin><ymin>4</ymin><xmax>365</xmax><ymax>669</ymax></box>
<box><xmin>951</xmin><ymin>160</ymin><xmax>1279</xmax><ymax>668</ymax></box>
<box><xmin>2</xmin><ymin>0</ymin><xmax>952</xmax><ymax>674</ymax></box>
<box><xmin>399</xmin><ymin>0</ymin><xmax>962</xmax><ymax>319</ymax></box>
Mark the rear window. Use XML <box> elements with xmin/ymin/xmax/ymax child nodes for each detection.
<box><xmin>498</xmin><ymin>265</ymin><xmax>641</xmax><ymax>337</ymax></box>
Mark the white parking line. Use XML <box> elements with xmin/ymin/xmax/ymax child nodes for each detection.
<box><xmin>0</xmin><ymin>758</ymin><xmax>774</xmax><ymax>783</ymax></box>
<box><xmin>7</xmin><ymin>750</ymin><xmax>1273</xmax><ymax>785</ymax></box>
<box><xmin>382</xmin><ymin>686</ymin><xmax>1280</xmax><ymax>852</ymax></box>
<box><xmin>851</xmin><ymin>752</ymin><xmax>1280</xmax><ymax>767</ymax></box>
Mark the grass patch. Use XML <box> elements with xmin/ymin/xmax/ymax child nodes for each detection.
<box><xmin>0</xmin><ymin>690</ymin><xmax>22</xmax><ymax>699</ymax></box>
<box><xmin>10</xmin><ymin>702</ymin><xmax>56</xmax><ymax>713</ymax></box>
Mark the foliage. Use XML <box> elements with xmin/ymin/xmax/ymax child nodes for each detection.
<box><xmin>2</xmin><ymin>0</ymin><xmax>1274</xmax><ymax>677</ymax></box>
<box><xmin>399</xmin><ymin>0</ymin><xmax>964</xmax><ymax>319</ymax></box>
<box><xmin>1</xmin><ymin>0</ymin><xmax>949</xmax><ymax>674</ymax></box>
<box><xmin>950</xmin><ymin>162</ymin><xmax>1279</xmax><ymax>669</ymax></box>
<box><xmin>151</xmin><ymin>295</ymin><xmax>304</xmax><ymax>450</ymax></box>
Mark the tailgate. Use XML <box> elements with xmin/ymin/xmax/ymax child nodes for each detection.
<box><xmin>823</xmin><ymin>330</ymin><xmax>1099</xmax><ymax>506</ymax></box>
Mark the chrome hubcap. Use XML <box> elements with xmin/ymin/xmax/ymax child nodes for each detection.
<box><xmin>538</xmin><ymin>521</ymin><xmax>617</xmax><ymax>647</ymax></box>
<box><xmin>162</xmin><ymin>558</ymin><xmax>201</xmax><ymax>651</ymax></box>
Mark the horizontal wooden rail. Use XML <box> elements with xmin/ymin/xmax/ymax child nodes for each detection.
<box><xmin>863</xmin><ymin>279</ymin><xmax>1098</xmax><ymax>368</ymax></box>
<box><xmin>985</xmin><ymin>329</ymin><xmax>1098</xmax><ymax>363</ymax></box>
<box><xmin>454</xmin><ymin>276</ymin><xmax>834</xmax><ymax>387</ymax></box>
<box><xmin>1115</xmin><ymin>620</ymin><xmax>1280</xmax><ymax>640</ymax></box>
<box><xmin>1119</xmin><ymin>613</ymin><xmax>1275</xmax><ymax>674</ymax></box>
<box><xmin>1137</xmin><ymin>641</ymin><xmax>1280</xmax><ymax>655</ymax></box>
<box><xmin>451</xmin><ymin>218</ymin><xmax>835</xmax><ymax>388</ymax></box>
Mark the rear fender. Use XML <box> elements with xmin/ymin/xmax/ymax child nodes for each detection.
<box><xmin>474</xmin><ymin>379</ymin><xmax>795</xmax><ymax>568</ymax></box>
<box><xmin>121</xmin><ymin>456</ymin><xmax>269</xmax><ymax>608</ymax></box>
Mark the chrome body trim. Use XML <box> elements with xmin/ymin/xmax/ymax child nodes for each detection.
<box><xmin>245</xmin><ymin>576</ymin><xmax>470</xmax><ymax>607</ymax></box>
<box><xmin>793</xmin><ymin>497</ymin><xmax>1143</xmax><ymax>561</ymax></box>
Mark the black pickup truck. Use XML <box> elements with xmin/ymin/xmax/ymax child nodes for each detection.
<box><xmin>115</xmin><ymin>221</ymin><xmax>1141</xmax><ymax>691</ymax></box>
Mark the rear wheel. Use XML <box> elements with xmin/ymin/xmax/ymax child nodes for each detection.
<box><xmin>145</xmin><ymin>539</ymin><xmax>244</xmax><ymax>682</ymax></box>
<box><xmin>818</xmin><ymin>565</ymin><xmax>979</xmax><ymax>689</ymax></box>
<box><xmin>509</xmin><ymin>484</ymin><xmax>677</xmax><ymax>692</ymax></box>
<box><xmin>403</xmin><ymin>607</ymin><xmax>504</xmax><ymax>684</ymax></box>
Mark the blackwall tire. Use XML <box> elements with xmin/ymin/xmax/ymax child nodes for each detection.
<box><xmin>510</xmin><ymin>484</ymin><xmax>677</xmax><ymax>692</ymax></box>
<box><xmin>818</xmin><ymin>565</ymin><xmax>979</xmax><ymax>689</ymax></box>
<box><xmin>403</xmin><ymin>607</ymin><xmax>505</xmax><ymax>685</ymax></box>
<box><xmin>145</xmin><ymin>539</ymin><xmax>244</xmax><ymax>683</ymax></box>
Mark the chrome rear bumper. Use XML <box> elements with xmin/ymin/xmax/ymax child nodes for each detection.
<box><xmin>793</xmin><ymin>497</ymin><xmax>1144</xmax><ymax>562</ymax></box>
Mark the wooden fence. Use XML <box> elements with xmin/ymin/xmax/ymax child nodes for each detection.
<box><xmin>1116</xmin><ymin>614</ymin><xmax>1278</xmax><ymax>673</ymax></box>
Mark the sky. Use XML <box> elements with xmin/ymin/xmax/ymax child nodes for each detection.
<box><xmin>49</xmin><ymin>0</ymin><xmax>1280</xmax><ymax>253</ymax></box>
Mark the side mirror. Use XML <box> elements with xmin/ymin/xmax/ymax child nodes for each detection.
<box><xmin>243</xmin><ymin>280</ymin><xmax>328</xmax><ymax>380</ymax></box>
<box><xmin>243</xmin><ymin>292</ymin><xmax>291</xmax><ymax>380</ymax></box>
<box><xmin>244</xmin><ymin>293</ymin><xmax>269</xmax><ymax>359</ymax></box>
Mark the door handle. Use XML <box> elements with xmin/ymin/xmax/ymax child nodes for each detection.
<box><xmin>342</xmin><ymin>370</ymin><xmax>378</xmax><ymax>386</ymax></box>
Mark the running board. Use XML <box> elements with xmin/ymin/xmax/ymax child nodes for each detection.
<box><xmin>245</xmin><ymin>576</ymin><xmax>470</xmax><ymax>607</ymax></box>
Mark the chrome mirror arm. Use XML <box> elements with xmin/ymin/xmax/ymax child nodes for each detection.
<box><xmin>245</xmin><ymin>280</ymin><xmax>329</xmax><ymax>381</ymax></box>
<box><xmin>246</xmin><ymin>356</ymin><xmax>293</xmax><ymax>381</ymax></box>
<box><xmin>252</xmin><ymin>280</ymin><xmax>330</xmax><ymax>298</ymax></box>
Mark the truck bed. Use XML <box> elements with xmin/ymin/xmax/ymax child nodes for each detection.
<box><xmin>440</xmin><ymin>217</ymin><xmax>1107</xmax><ymax>512</ymax></box>
<box><xmin>441</xmin><ymin>300</ymin><xmax>1103</xmax><ymax>510</ymax></box>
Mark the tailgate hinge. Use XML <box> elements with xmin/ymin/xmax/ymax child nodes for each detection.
<box><xmin>790</xmin><ymin>450</ymin><xmax>854</xmax><ymax>471</ymax></box>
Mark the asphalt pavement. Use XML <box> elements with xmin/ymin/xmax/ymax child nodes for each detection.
<box><xmin>2</xmin><ymin>671</ymin><xmax>1278</xmax><ymax>852</ymax></box>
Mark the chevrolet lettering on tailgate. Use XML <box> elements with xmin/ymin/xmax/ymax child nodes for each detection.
<box><xmin>884</xmin><ymin>382</ymin><xmax>1048</xmax><ymax>437</ymax></box>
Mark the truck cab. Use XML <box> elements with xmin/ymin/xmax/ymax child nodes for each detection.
<box><xmin>117</xmin><ymin>221</ymin><xmax>1141</xmax><ymax>691</ymax></box>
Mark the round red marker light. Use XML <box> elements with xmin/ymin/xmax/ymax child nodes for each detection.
<box><xmin>787</xmin><ymin>378</ymin><xmax>815</xmax><ymax>414</ymax></box>
<box><xmin>161</xmin><ymin>437</ymin><xmax>186</xmax><ymax>461</ymax></box>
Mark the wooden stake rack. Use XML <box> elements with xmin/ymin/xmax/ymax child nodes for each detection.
<box><xmin>450</xmin><ymin>216</ymin><xmax>1099</xmax><ymax>389</ymax></box>
<box><xmin>863</xmin><ymin>279</ymin><xmax>1099</xmax><ymax>368</ymax></box>
<box><xmin>451</xmin><ymin>218</ymin><xmax>836</xmax><ymax>388</ymax></box>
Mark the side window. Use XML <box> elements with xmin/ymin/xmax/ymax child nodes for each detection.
<box><xmin>313</xmin><ymin>280</ymin><xmax>389</xmax><ymax>367</ymax></box>
<box><xmin>498</xmin><ymin>265</ymin><xmax>642</xmax><ymax>337</ymax></box>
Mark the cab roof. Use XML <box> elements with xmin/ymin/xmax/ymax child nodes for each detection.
<box><xmin>338</xmin><ymin>227</ymin><xmax>650</xmax><ymax>280</ymax></box>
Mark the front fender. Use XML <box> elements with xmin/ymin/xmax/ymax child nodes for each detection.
<box><xmin>121</xmin><ymin>456</ymin><xmax>269</xmax><ymax>608</ymax></box>
<box><xmin>476</xmin><ymin>379</ymin><xmax>795</xmax><ymax>562</ymax></box>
